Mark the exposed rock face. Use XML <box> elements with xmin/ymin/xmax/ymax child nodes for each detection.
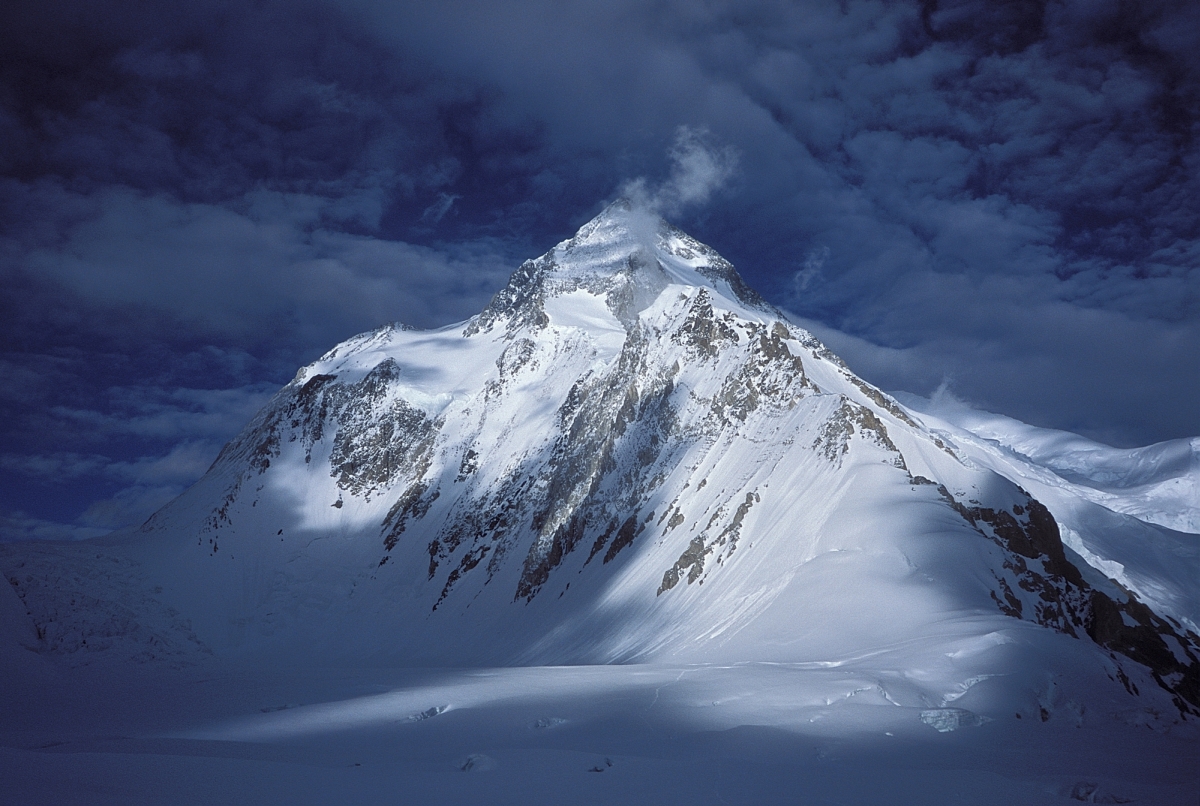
<box><xmin>933</xmin><ymin>482</ymin><xmax>1200</xmax><ymax>714</ymax></box>
<box><xmin>115</xmin><ymin>199</ymin><xmax>1200</xmax><ymax>710</ymax></box>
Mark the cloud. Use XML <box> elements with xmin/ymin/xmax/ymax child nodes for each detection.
<box><xmin>0</xmin><ymin>510</ymin><xmax>111</xmax><ymax>542</ymax></box>
<box><xmin>76</xmin><ymin>483</ymin><xmax>186</xmax><ymax>531</ymax></box>
<box><xmin>620</xmin><ymin>126</ymin><xmax>739</xmax><ymax>218</ymax></box>
<box><xmin>793</xmin><ymin>246</ymin><xmax>829</xmax><ymax>294</ymax></box>
<box><xmin>2</xmin><ymin>444</ymin><xmax>215</xmax><ymax>535</ymax></box>
<box><xmin>0</xmin><ymin>384</ymin><xmax>275</xmax><ymax>538</ymax></box>
<box><xmin>421</xmin><ymin>192</ymin><xmax>460</xmax><ymax>223</ymax></box>
<box><xmin>0</xmin><ymin>452</ymin><xmax>111</xmax><ymax>481</ymax></box>
<box><xmin>38</xmin><ymin>384</ymin><xmax>276</xmax><ymax>445</ymax></box>
<box><xmin>6</xmin><ymin>181</ymin><xmax>515</xmax><ymax>347</ymax></box>
<box><xmin>1</xmin><ymin>442</ymin><xmax>217</xmax><ymax>487</ymax></box>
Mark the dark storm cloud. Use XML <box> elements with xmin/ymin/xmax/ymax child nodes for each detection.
<box><xmin>0</xmin><ymin>0</ymin><xmax>534</xmax><ymax>343</ymax></box>
<box><xmin>1</xmin><ymin>0</ymin><xmax>467</xmax><ymax>203</ymax></box>
<box><xmin>2</xmin><ymin>0</ymin><xmax>1197</xmax><ymax>538</ymax></box>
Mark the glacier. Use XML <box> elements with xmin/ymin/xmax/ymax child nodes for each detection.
<box><xmin>1</xmin><ymin>200</ymin><xmax>1197</xmax><ymax>804</ymax></box>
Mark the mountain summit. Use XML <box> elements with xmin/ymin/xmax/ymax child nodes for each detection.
<box><xmin>467</xmin><ymin>198</ymin><xmax>769</xmax><ymax>335</ymax></box>
<box><xmin>10</xmin><ymin>204</ymin><xmax>1200</xmax><ymax>721</ymax></box>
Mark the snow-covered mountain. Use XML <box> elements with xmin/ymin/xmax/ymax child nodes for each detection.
<box><xmin>23</xmin><ymin>200</ymin><xmax>1170</xmax><ymax>711</ymax></box>
<box><xmin>3</xmin><ymin>200</ymin><xmax>1199</xmax><ymax>804</ymax></box>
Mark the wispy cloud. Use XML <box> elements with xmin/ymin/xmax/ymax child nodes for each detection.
<box><xmin>0</xmin><ymin>510</ymin><xmax>112</xmax><ymax>542</ymax></box>
<box><xmin>421</xmin><ymin>192</ymin><xmax>460</xmax><ymax>223</ymax></box>
<box><xmin>621</xmin><ymin>126</ymin><xmax>738</xmax><ymax>217</ymax></box>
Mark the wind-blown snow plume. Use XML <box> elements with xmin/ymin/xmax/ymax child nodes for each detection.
<box><xmin>621</xmin><ymin>126</ymin><xmax>738</xmax><ymax>218</ymax></box>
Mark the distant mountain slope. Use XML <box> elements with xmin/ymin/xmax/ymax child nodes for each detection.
<box><xmin>899</xmin><ymin>396</ymin><xmax>1200</xmax><ymax>534</ymax></box>
<box><xmin>895</xmin><ymin>393</ymin><xmax>1200</xmax><ymax>637</ymax></box>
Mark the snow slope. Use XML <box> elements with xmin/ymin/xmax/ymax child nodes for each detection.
<box><xmin>895</xmin><ymin>393</ymin><xmax>1200</xmax><ymax>637</ymax></box>
<box><xmin>2</xmin><ymin>200</ymin><xmax>1198</xmax><ymax>804</ymax></box>
<box><xmin>898</xmin><ymin>395</ymin><xmax>1200</xmax><ymax>534</ymax></box>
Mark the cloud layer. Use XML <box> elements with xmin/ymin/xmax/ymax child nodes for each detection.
<box><xmin>2</xmin><ymin>0</ymin><xmax>1197</xmax><ymax>537</ymax></box>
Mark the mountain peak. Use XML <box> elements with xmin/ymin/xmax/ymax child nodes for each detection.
<box><xmin>562</xmin><ymin>197</ymin><xmax>663</xmax><ymax>253</ymax></box>
<box><xmin>556</xmin><ymin>199</ymin><xmax>762</xmax><ymax>300</ymax></box>
<box><xmin>468</xmin><ymin>200</ymin><xmax>770</xmax><ymax>335</ymax></box>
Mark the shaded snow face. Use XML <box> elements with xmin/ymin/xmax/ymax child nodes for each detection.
<box><xmin>107</xmin><ymin>205</ymin><xmax>1200</xmax><ymax>717</ymax></box>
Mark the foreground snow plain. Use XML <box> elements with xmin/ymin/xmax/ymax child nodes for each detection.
<box><xmin>2</xmin><ymin>203</ymin><xmax>1198</xmax><ymax>804</ymax></box>
<box><xmin>3</xmin><ymin>643</ymin><xmax>1198</xmax><ymax>805</ymax></box>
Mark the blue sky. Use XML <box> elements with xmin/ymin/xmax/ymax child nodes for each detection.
<box><xmin>2</xmin><ymin>0</ymin><xmax>1197</xmax><ymax>539</ymax></box>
